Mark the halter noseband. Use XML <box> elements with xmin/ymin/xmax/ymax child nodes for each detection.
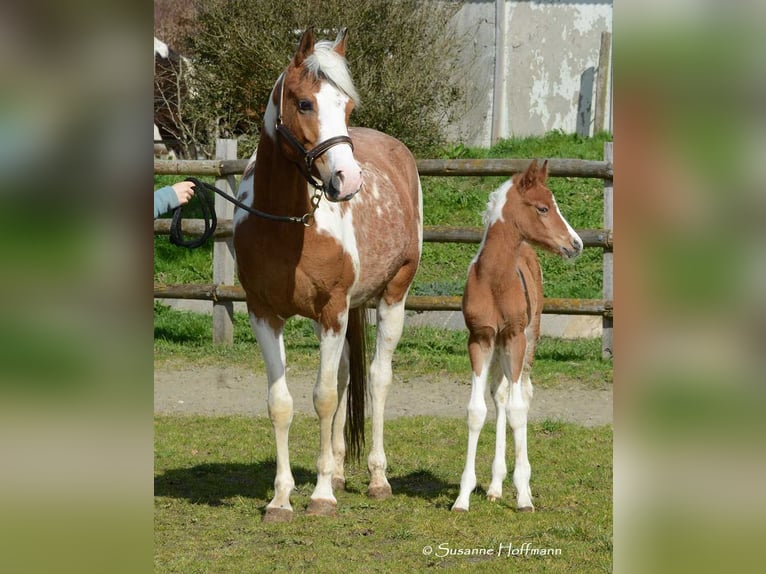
<box><xmin>274</xmin><ymin>74</ymin><xmax>355</xmax><ymax>191</ymax></box>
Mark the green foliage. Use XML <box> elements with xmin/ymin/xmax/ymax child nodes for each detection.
<box><xmin>155</xmin><ymin>415</ymin><xmax>613</xmax><ymax>572</ymax></box>
<box><xmin>182</xmin><ymin>0</ymin><xmax>464</xmax><ymax>157</ymax></box>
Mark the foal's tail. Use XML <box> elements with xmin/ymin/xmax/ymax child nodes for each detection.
<box><xmin>345</xmin><ymin>306</ymin><xmax>369</xmax><ymax>462</ymax></box>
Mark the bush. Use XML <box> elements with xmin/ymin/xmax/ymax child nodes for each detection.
<box><xmin>181</xmin><ymin>0</ymin><xmax>464</xmax><ymax>157</ymax></box>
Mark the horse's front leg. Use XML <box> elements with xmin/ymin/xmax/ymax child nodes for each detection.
<box><xmin>249</xmin><ymin>313</ymin><xmax>294</xmax><ymax>522</ymax></box>
<box><xmin>307</xmin><ymin>309</ymin><xmax>348</xmax><ymax>516</ymax></box>
<box><xmin>313</xmin><ymin>321</ymin><xmax>349</xmax><ymax>492</ymax></box>
<box><xmin>499</xmin><ymin>332</ymin><xmax>534</xmax><ymax>512</ymax></box>
<box><xmin>452</xmin><ymin>329</ymin><xmax>494</xmax><ymax>512</ymax></box>
<box><xmin>367</xmin><ymin>297</ymin><xmax>407</xmax><ymax>499</ymax></box>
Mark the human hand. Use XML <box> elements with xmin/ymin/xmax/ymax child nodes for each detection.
<box><xmin>172</xmin><ymin>181</ymin><xmax>195</xmax><ymax>206</ymax></box>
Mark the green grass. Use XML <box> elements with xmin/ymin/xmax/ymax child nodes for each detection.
<box><xmin>154</xmin><ymin>131</ymin><xmax>611</xmax><ymax>297</ymax></box>
<box><xmin>154</xmin><ymin>304</ymin><xmax>612</xmax><ymax>389</ymax></box>
<box><xmin>155</xmin><ymin>415</ymin><xmax>612</xmax><ymax>573</ymax></box>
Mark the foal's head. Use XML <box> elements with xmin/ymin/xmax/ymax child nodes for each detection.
<box><xmin>272</xmin><ymin>28</ymin><xmax>363</xmax><ymax>201</ymax></box>
<box><xmin>508</xmin><ymin>160</ymin><xmax>583</xmax><ymax>259</ymax></box>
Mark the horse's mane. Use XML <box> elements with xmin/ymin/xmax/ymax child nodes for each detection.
<box><xmin>304</xmin><ymin>41</ymin><xmax>361</xmax><ymax>106</ymax></box>
<box><xmin>482</xmin><ymin>180</ymin><xmax>513</xmax><ymax>227</ymax></box>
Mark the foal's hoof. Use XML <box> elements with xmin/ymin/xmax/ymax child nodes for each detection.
<box><xmin>451</xmin><ymin>506</ymin><xmax>468</xmax><ymax>513</ymax></box>
<box><xmin>367</xmin><ymin>484</ymin><xmax>392</xmax><ymax>500</ymax></box>
<box><xmin>262</xmin><ymin>507</ymin><xmax>293</xmax><ymax>523</ymax></box>
<box><xmin>306</xmin><ymin>498</ymin><xmax>337</xmax><ymax>517</ymax></box>
<box><xmin>517</xmin><ymin>506</ymin><xmax>535</xmax><ymax>513</ymax></box>
<box><xmin>331</xmin><ymin>477</ymin><xmax>346</xmax><ymax>491</ymax></box>
<box><xmin>487</xmin><ymin>494</ymin><xmax>501</xmax><ymax>502</ymax></box>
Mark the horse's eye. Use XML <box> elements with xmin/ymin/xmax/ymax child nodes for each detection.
<box><xmin>536</xmin><ymin>205</ymin><xmax>549</xmax><ymax>214</ymax></box>
<box><xmin>298</xmin><ymin>100</ymin><xmax>313</xmax><ymax>113</ymax></box>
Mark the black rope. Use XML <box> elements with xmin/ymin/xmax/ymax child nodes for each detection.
<box><xmin>168</xmin><ymin>177</ymin><xmax>320</xmax><ymax>249</ymax></box>
<box><xmin>169</xmin><ymin>177</ymin><xmax>217</xmax><ymax>248</ymax></box>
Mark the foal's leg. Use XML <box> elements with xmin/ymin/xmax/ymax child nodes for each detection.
<box><xmin>452</xmin><ymin>330</ymin><xmax>495</xmax><ymax>512</ymax></box>
<box><xmin>307</xmin><ymin>310</ymin><xmax>349</xmax><ymax>516</ymax></box>
<box><xmin>367</xmin><ymin>297</ymin><xmax>406</xmax><ymax>499</ymax></box>
<box><xmin>487</xmin><ymin>356</ymin><xmax>508</xmax><ymax>502</ymax></box>
<box><xmin>499</xmin><ymin>332</ymin><xmax>534</xmax><ymax>511</ymax></box>
<box><xmin>249</xmin><ymin>313</ymin><xmax>294</xmax><ymax>522</ymax></box>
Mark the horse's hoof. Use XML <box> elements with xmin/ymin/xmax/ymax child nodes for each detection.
<box><xmin>487</xmin><ymin>493</ymin><xmax>501</xmax><ymax>502</ymax></box>
<box><xmin>451</xmin><ymin>505</ymin><xmax>468</xmax><ymax>513</ymax></box>
<box><xmin>332</xmin><ymin>477</ymin><xmax>346</xmax><ymax>491</ymax></box>
<box><xmin>367</xmin><ymin>484</ymin><xmax>392</xmax><ymax>500</ymax></box>
<box><xmin>518</xmin><ymin>506</ymin><xmax>535</xmax><ymax>513</ymax></box>
<box><xmin>262</xmin><ymin>507</ymin><xmax>293</xmax><ymax>523</ymax></box>
<box><xmin>306</xmin><ymin>498</ymin><xmax>337</xmax><ymax>517</ymax></box>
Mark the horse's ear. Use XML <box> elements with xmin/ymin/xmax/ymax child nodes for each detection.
<box><xmin>537</xmin><ymin>159</ymin><xmax>549</xmax><ymax>183</ymax></box>
<box><xmin>333</xmin><ymin>27</ymin><xmax>349</xmax><ymax>57</ymax></box>
<box><xmin>518</xmin><ymin>159</ymin><xmax>539</xmax><ymax>191</ymax></box>
<box><xmin>294</xmin><ymin>28</ymin><xmax>315</xmax><ymax>66</ymax></box>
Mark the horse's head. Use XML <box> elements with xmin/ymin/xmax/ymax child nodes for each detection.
<box><xmin>509</xmin><ymin>160</ymin><xmax>583</xmax><ymax>259</ymax></box>
<box><xmin>271</xmin><ymin>28</ymin><xmax>363</xmax><ymax>202</ymax></box>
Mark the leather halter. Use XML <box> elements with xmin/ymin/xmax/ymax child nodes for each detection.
<box><xmin>274</xmin><ymin>73</ymin><xmax>355</xmax><ymax>191</ymax></box>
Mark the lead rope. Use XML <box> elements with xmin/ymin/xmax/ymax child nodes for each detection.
<box><xmin>168</xmin><ymin>177</ymin><xmax>322</xmax><ymax>249</ymax></box>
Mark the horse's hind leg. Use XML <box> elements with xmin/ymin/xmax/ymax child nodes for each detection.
<box><xmin>366</xmin><ymin>296</ymin><xmax>406</xmax><ymax>499</ymax></box>
<box><xmin>249</xmin><ymin>313</ymin><xmax>294</xmax><ymax>522</ymax></box>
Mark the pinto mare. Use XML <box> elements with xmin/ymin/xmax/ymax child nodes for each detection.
<box><xmin>233</xmin><ymin>29</ymin><xmax>422</xmax><ymax>522</ymax></box>
<box><xmin>451</xmin><ymin>160</ymin><xmax>583</xmax><ymax>512</ymax></box>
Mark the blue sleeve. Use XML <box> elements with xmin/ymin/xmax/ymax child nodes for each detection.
<box><xmin>154</xmin><ymin>186</ymin><xmax>180</xmax><ymax>219</ymax></box>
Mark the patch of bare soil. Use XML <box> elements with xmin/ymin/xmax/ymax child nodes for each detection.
<box><xmin>154</xmin><ymin>365</ymin><xmax>611</xmax><ymax>427</ymax></box>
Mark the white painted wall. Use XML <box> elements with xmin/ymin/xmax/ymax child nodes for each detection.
<box><xmin>447</xmin><ymin>0</ymin><xmax>613</xmax><ymax>146</ymax></box>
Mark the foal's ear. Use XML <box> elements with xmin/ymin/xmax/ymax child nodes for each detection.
<box><xmin>333</xmin><ymin>27</ymin><xmax>349</xmax><ymax>57</ymax></box>
<box><xmin>294</xmin><ymin>28</ymin><xmax>316</xmax><ymax>66</ymax></box>
<box><xmin>537</xmin><ymin>159</ymin><xmax>549</xmax><ymax>183</ymax></box>
<box><xmin>518</xmin><ymin>159</ymin><xmax>539</xmax><ymax>191</ymax></box>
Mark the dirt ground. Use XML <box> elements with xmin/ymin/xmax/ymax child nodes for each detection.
<box><xmin>154</xmin><ymin>365</ymin><xmax>612</xmax><ymax>427</ymax></box>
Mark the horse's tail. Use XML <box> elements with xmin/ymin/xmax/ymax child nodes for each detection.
<box><xmin>345</xmin><ymin>306</ymin><xmax>369</xmax><ymax>462</ymax></box>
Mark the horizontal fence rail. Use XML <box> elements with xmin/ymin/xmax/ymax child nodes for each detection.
<box><xmin>154</xmin><ymin>283</ymin><xmax>613</xmax><ymax>318</ymax></box>
<box><xmin>153</xmin><ymin>219</ymin><xmax>613</xmax><ymax>249</ymax></box>
<box><xmin>154</xmin><ymin>157</ymin><xmax>613</xmax><ymax>179</ymax></box>
<box><xmin>154</xmin><ymin>140</ymin><xmax>614</xmax><ymax>357</ymax></box>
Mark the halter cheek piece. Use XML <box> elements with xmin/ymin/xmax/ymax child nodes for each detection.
<box><xmin>274</xmin><ymin>74</ymin><xmax>355</xmax><ymax>192</ymax></box>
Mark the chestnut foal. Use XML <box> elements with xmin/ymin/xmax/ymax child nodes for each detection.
<box><xmin>452</xmin><ymin>160</ymin><xmax>582</xmax><ymax>512</ymax></box>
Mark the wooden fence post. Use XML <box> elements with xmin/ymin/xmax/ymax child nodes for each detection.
<box><xmin>594</xmin><ymin>31</ymin><xmax>612</xmax><ymax>135</ymax></box>
<box><xmin>602</xmin><ymin>141</ymin><xmax>613</xmax><ymax>360</ymax></box>
<box><xmin>213</xmin><ymin>139</ymin><xmax>237</xmax><ymax>345</ymax></box>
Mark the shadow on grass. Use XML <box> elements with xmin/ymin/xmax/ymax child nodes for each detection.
<box><xmin>155</xmin><ymin>463</ymin><xmax>457</xmax><ymax>507</ymax></box>
<box><xmin>389</xmin><ymin>470</ymin><xmax>457</xmax><ymax>507</ymax></box>
<box><xmin>154</xmin><ymin>461</ymin><xmax>314</xmax><ymax>506</ymax></box>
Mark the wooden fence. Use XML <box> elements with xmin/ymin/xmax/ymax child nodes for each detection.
<box><xmin>154</xmin><ymin>140</ymin><xmax>613</xmax><ymax>359</ymax></box>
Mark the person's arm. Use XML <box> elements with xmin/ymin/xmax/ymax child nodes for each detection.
<box><xmin>154</xmin><ymin>185</ymin><xmax>180</xmax><ymax>219</ymax></box>
<box><xmin>154</xmin><ymin>181</ymin><xmax>195</xmax><ymax>219</ymax></box>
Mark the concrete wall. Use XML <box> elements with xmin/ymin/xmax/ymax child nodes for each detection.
<box><xmin>447</xmin><ymin>0</ymin><xmax>612</xmax><ymax>146</ymax></box>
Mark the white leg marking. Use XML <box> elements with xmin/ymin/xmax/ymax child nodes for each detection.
<box><xmin>367</xmin><ymin>298</ymin><xmax>406</xmax><ymax>497</ymax></box>
<box><xmin>499</xmin><ymin>349</ymin><xmax>534</xmax><ymax>511</ymax></box>
<box><xmin>487</xmin><ymin>357</ymin><xmax>508</xmax><ymax>501</ymax></box>
<box><xmin>310</xmin><ymin>312</ymin><xmax>348</xmax><ymax>505</ymax></box>
<box><xmin>452</xmin><ymin>348</ymin><xmax>493</xmax><ymax>512</ymax></box>
<box><xmin>332</xmin><ymin>339</ymin><xmax>350</xmax><ymax>489</ymax></box>
<box><xmin>249</xmin><ymin>313</ymin><xmax>294</xmax><ymax>513</ymax></box>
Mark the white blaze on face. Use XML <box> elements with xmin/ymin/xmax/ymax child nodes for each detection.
<box><xmin>552</xmin><ymin>196</ymin><xmax>583</xmax><ymax>256</ymax></box>
<box><xmin>315</xmin><ymin>81</ymin><xmax>362</xmax><ymax>199</ymax></box>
